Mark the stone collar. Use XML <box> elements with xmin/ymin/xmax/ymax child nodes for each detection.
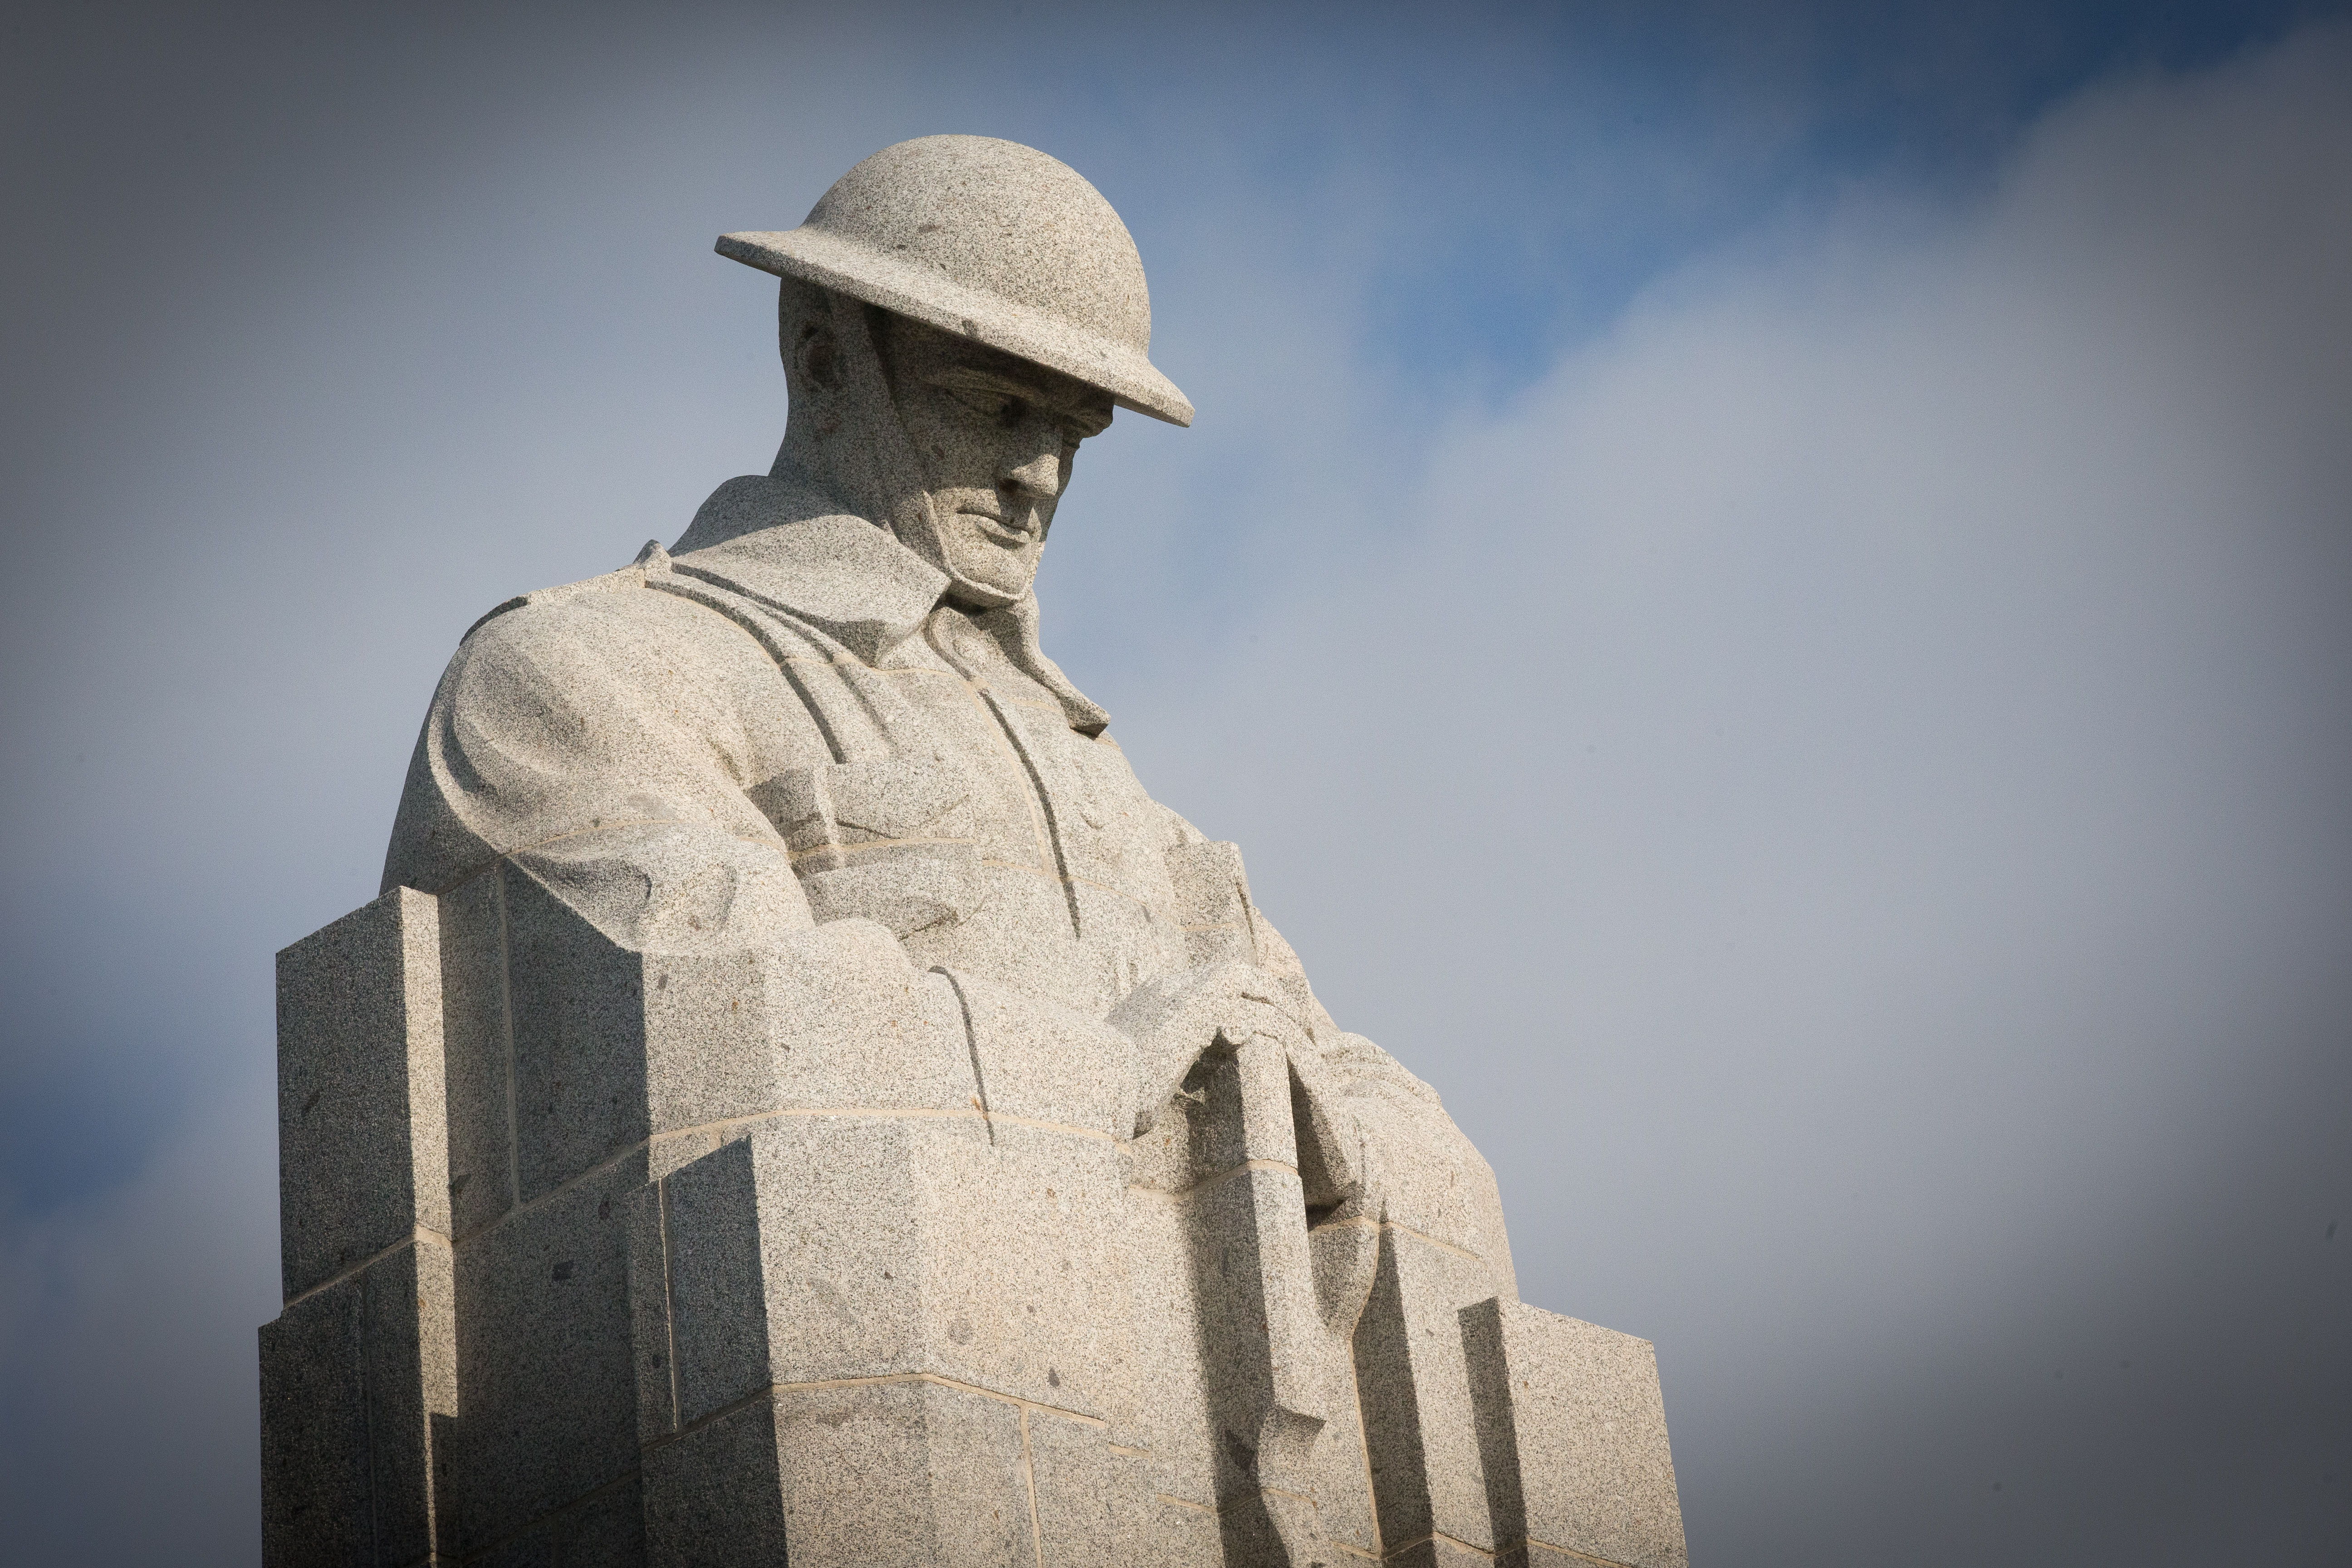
<box><xmin>670</xmin><ymin>473</ymin><xmax>949</xmax><ymax>663</ymax></box>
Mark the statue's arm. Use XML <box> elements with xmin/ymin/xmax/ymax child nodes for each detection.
<box><xmin>1152</xmin><ymin>804</ymin><xmax>1427</xmax><ymax>1094</ymax></box>
<box><xmin>381</xmin><ymin>581</ymin><xmax>827</xmax><ymax>953</ymax></box>
<box><xmin>1152</xmin><ymin>804</ymin><xmax>1517</xmax><ymax>1291</ymax></box>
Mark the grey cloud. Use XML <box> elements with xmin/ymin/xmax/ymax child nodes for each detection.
<box><xmin>1103</xmin><ymin>26</ymin><xmax>2352</xmax><ymax>1563</ymax></box>
<box><xmin>3</xmin><ymin>5</ymin><xmax>2347</xmax><ymax>1563</ymax></box>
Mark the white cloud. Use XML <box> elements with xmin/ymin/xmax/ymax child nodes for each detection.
<box><xmin>1107</xmin><ymin>23</ymin><xmax>2352</xmax><ymax>1558</ymax></box>
<box><xmin>5</xmin><ymin>11</ymin><xmax>2347</xmax><ymax>1563</ymax></box>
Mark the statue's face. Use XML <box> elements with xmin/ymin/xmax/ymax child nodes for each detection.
<box><xmin>875</xmin><ymin>314</ymin><xmax>1115</xmax><ymax>605</ymax></box>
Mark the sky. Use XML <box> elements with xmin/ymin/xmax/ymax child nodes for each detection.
<box><xmin>2</xmin><ymin>2</ymin><xmax>2348</xmax><ymax>1562</ymax></box>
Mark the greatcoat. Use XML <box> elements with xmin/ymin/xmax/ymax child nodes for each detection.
<box><xmin>382</xmin><ymin>470</ymin><xmax>1518</xmax><ymax>1563</ymax></box>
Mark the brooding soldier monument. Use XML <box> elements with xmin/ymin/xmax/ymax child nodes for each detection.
<box><xmin>259</xmin><ymin>135</ymin><xmax>1688</xmax><ymax>1568</ymax></box>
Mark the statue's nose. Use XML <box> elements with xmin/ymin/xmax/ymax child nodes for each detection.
<box><xmin>1000</xmin><ymin>431</ymin><xmax>1063</xmax><ymax>501</ymax></box>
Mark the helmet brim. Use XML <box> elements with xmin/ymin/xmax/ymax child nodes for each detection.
<box><xmin>719</xmin><ymin>228</ymin><xmax>1195</xmax><ymax>428</ymax></box>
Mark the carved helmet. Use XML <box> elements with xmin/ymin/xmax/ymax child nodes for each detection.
<box><xmin>716</xmin><ymin>135</ymin><xmax>1193</xmax><ymax>427</ymax></box>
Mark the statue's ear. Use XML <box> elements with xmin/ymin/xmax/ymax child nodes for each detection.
<box><xmin>778</xmin><ymin>277</ymin><xmax>843</xmax><ymax>392</ymax></box>
<box><xmin>796</xmin><ymin>321</ymin><xmax>842</xmax><ymax>392</ymax></box>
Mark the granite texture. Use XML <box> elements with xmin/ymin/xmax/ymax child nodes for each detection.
<box><xmin>258</xmin><ymin>1239</ymin><xmax>456</xmax><ymax>1568</ymax></box>
<box><xmin>449</xmin><ymin>1150</ymin><xmax>647</xmax><ymax>1551</ymax></box>
<box><xmin>1356</xmin><ymin>1235</ymin><xmax>1500</xmax><ymax>1556</ymax></box>
<box><xmin>1384</xmin><ymin>1538</ymin><xmax>1494</xmax><ymax>1568</ymax></box>
<box><xmin>1462</xmin><ymin>1300</ymin><xmax>1688</xmax><ymax>1568</ymax></box>
<box><xmin>637</xmin><ymin>1390</ymin><xmax>791</xmax><ymax>1567</ymax></box>
<box><xmin>652</xmin><ymin>1113</ymin><xmax>1130</xmax><ymax>1417</ymax></box>
<box><xmin>718</xmin><ymin>135</ymin><xmax>1191</xmax><ymax>426</ymax></box>
<box><xmin>434</xmin><ymin>869</ymin><xmax>515</xmax><ymax>1236</ymax></box>
<box><xmin>499</xmin><ymin>862</ymin><xmax>654</xmax><ymax>1204</ymax></box>
<box><xmin>471</xmin><ymin>1480</ymin><xmax>646</xmax><ymax>1568</ymax></box>
<box><xmin>264</xmin><ymin>887</ymin><xmax>461</xmax><ymax>1566</ymax></box>
<box><xmin>275</xmin><ymin>887</ymin><xmax>449</xmax><ymax>1299</ymax></box>
<box><xmin>265</xmin><ymin>133</ymin><xmax>1688</xmax><ymax>1567</ymax></box>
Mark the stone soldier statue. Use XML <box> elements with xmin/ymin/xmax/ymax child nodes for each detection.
<box><xmin>259</xmin><ymin>136</ymin><xmax>1686</xmax><ymax>1568</ymax></box>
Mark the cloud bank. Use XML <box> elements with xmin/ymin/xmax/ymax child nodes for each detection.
<box><xmin>1105</xmin><ymin>27</ymin><xmax>2352</xmax><ymax>1562</ymax></box>
<box><xmin>1</xmin><ymin>9</ymin><xmax>2345</xmax><ymax>1563</ymax></box>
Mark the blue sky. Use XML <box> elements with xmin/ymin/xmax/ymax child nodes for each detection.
<box><xmin>3</xmin><ymin>3</ymin><xmax>2348</xmax><ymax>1562</ymax></box>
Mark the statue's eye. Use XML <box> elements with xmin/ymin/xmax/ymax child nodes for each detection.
<box><xmin>944</xmin><ymin>386</ymin><xmax>1012</xmax><ymax>421</ymax></box>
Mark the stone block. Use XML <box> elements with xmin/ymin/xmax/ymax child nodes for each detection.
<box><xmin>1142</xmin><ymin>1498</ymin><xmax>1225</xmax><ymax>1566</ymax></box>
<box><xmin>652</xmin><ymin>1113</ymin><xmax>1128</xmax><ymax>1421</ymax></box>
<box><xmin>780</xmin><ymin>1379</ymin><xmax>1036</xmax><ymax>1567</ymax></box>
<box><xmin>450</xmin><ymin>1152</ymin><xmax>647</xmax><ymax>1549</ymax></box>
<box><xmin>1093</xmin><ymin>1442</ymin><xmax>1166</xmax><ymax>1563</ymax></box>
<box><xmin>1354</xmin><ymin>1232</ymin><xmax>1496</xmax><ymax>1553</ymax></box>
<box><xmin>500</xmin><ymin>863</ymin><xmax>656</xmax><ymax>1203</ymax></box>
<box><xmin>469</xmin><ymin>1479</ymin><xmax>646</xmax><ymax>1568</ymax></box>
<box><xmin>1461</xmin><ymin>1298</ymin><xmax>1686</xmax><ymax>1568</ymax></box>
<box><xmin>1345</xmin><ymin>1090</ymin><xmax>1496</xmax><ymax>1265</ymax></box>
<box><xmin>640</xmin><ymin>1391</ymin><xmax>790</xmax><ymax>1568</ymax></box>
<box><xmin>259</xmin><ymin>1239</ymin><xmax>456</xmax><ymax>1568</ymax></box>
<box><xmin>750</xmin><ymin>919</ymin><xmax>974</xmax><ymax>1119</ymax></box>
<box><xmin>1026</xmin><ymin>1404</ymin><xmax>1122</xmax><ymax>1563</ymax></box>
<box><xmin>641</xmin><ymin>1380</ymin><xmax>1041</xmax><ymax>1568</ymax></box>
<box><xmin>503</xmin><ymin>857</ymin><xmax>975</xmax><ymax>1198</ymax></box>
<box><xmin>651</xmin><ymin>1133</ymin><xmax>802</xmax><ymax>1427</ymax></box>
<box><xmin>638</xmin><ymin>945</ymin><xmax>794</xmax><ymax>1131</ymax></box>
<box><xmin>1166</xmin><ymin>838</ymin><xmax>1255</xmax><ymax>969</ymax></box>
<box><xmin>1385</xmin><ymin>1535</ymin><xmax>1498</xmax><ymax>1568</ymax></box>
<box><xmin>638</xmin><ymin>1109</ymin><xmax>1157</xmax><ymax>1563</ymax></box>
<box><xmin>276</xmin><ymin>887</ymin><xmax>450</xmax><ymax>1299</ymax></box>
<box><xmin>657</xmin><ymin>1117</ymin><xmax>937</xmax><ymax>1419</ymax></box>
<box><xmin>961</xmin><ymin>1120</ymin><xmax>1135</xmax><ymax>1413</ymax></box>
<box><xmin>434</xmin><ymin>869</ymin><xmax>515</xmax><ymax>1235</ymax></box>
<box><xmin>949</xmin><ymin>965</ymin><xmax>1137</xmax><ymax>1137</ymax></box>
<box><xmin>1499</xmin><ymin>1548</ymin><xmax>1647</xmax><ymax>1568</ymax></box>
<box><xmin>1113</xmin><ymin>1181</ymin><xmax>1218</xmax><ymax>1501</ymax></box>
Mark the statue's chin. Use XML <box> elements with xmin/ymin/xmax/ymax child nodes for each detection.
<box><xmin>936</xmin><ymin>540</ymin><xmax>1038</xmax><ymax>609</ymax></box>
<box><xmin>941</xmin><ymin>571</ymin><xmax>1027</xmax><ymax>611</ymax></box>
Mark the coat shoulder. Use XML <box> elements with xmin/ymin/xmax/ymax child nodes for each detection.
<box><xmin>449</xmin><ymin>545</ymin><xmax>767</xmax><ymax>681</ymax></box>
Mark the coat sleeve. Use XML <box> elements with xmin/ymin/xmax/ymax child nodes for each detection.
<box><xmin>1156</xmin><ymin>804</ymin><xmax>1518</xmax><ymax>1295</ymax></box>
<box><xmin>381</xmin><ymin>577</ymin><xmax>824</xmax><ymax>955</ymax></box>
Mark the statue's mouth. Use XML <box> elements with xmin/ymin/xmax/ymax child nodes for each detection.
<box><xmin>965</xmin><ymin>510</ymin><xmax>1037</xmax><ymax>547</ymax></box>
